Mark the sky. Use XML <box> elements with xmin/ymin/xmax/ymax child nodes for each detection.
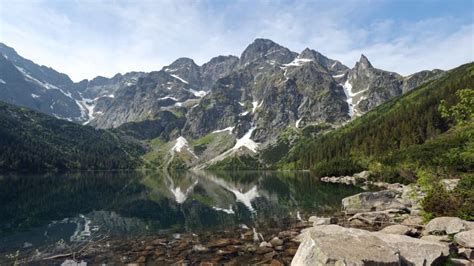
<box><xmin>0</xmin><ymin>0</ymin><xmax>473</xmax><ymax>82</ymax></box>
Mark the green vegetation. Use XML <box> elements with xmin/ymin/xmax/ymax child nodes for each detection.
<box><xmin>0</xmin><ymin>101</ymin><xmax>144</xmax><ymax>172</ymax></box>
<box><xmin>269</xmin><ymin>63</ymin><xmax>474</xmax><ymax>219</ymax></box>
<box><xmin>277</xmin><ymin>63</ymin><xmax>473</xmax><ymax>180</ymax></box>
<box><xmin>207</xmin><ymin>155</ymin><xmax>263</xmax><ymax>170</ymax></box>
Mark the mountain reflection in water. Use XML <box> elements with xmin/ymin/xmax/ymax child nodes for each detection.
<box><xmin>0</xmin><ymin>170</ymin><xmax>363</xmax><ymax>254</ymax></box>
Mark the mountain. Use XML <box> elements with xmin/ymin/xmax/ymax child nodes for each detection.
<box><xmin>0</xmin><ymin>40</ymin><xmax>445</xmax><ymax>170</ymax></box>
<box><xmin>267</xmin><ymin>62</ymin><xmax>473</xmax><ymax>180</ymax></box>
<box><xmin>0</xmin><ymin>101</ymin><xmax>143</xmax><ymax>172</ymax></box>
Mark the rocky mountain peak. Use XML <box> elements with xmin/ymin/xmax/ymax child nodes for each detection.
<box><xmin>164</xmin><ymin>57</ymin><xmax>198</xmax><ymax>70</ymax></box>
<box><xmin>356</xmin><ymin>54</ymin><xmax>373</xmax><ymax>69</ymax></box>
<box><xmin>298</xmin><ymin>48</ymin><xmax>349</xmax><ymax>73</ymax></box>
<box><xmin>239</xmin><ymin>38</ymin><xmax>297</xmax><ymax>67</ymax></box>
<box><xmin>162</xmin><ymin>57</ymin><xmax>201</xmax><ymax>87</ymax></box>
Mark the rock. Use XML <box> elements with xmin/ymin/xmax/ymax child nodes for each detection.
<box><xmin>269</xmin><ymin>259</ymin><xmax>283</xmax><ymax>266</ymax></box>
<box><xmin>380</xmin><ymin>224</ymin><xmax>412</xmax><ymax>235</ymax></box>
<box><xmin>278</xmin><ymin>230</ymin><xmax>298</xmax><ymax>239</ymax></box>
<box><xmin>274</xmin><ymin>245</ymin><xmax>284</xmax><ymax>251</ymax></box>
<box><xmin>151</xmin><ymin>239</ymin><xmax>166</xmax><ymax>246</ymax></box>
<box><xmin>269</xmin><ymin>237</ymin><xmax>283</xmax><ymax>247</ymax></box>
<box><xmin>292</xmin><ymin>225</ymin><xmax>449</xmax><ymax>266</ymax></box>
<box><xmin>455</xmin><ymin>230</ymin><xmax>474</xmax><ymax>248</ymax></box>
<box><xmin>348</xmin><ymin>209</ymin><xmax>405</xmax><ymax>227</ymax></box>
<box><xmin>441</xmin><ymin>179</ymin><xmax>460</xmax><ymax>191</ymax></box>
<box><xmin>425</xmin><ymin>217</ymin><xmax>470</xmax><ymax>235</ymax></box>
<box><xmin>255</xmin><ymin>246</ymin><xmax>273</xmax><ymax>254</ymax></box>
<box><xmin>294</xmin><ymin>221</ymin><xmax>312</xmax><ymax>229</ymax></box>
<box><xmin>241</xmin><ymin>230</ymin><xmax>253</xmax><ymax>241</ymax></box>
<box><xmin>308</xmin><ymin>216</ymin><xmax>332</xmax><ymax>226</ymax></box>
<box><xmin>136</xmin><ymin>256</ymin><xmax>146</xmax><ymax>263</ymax></box>
<box><xmin>354</xmin><ymin>170</ymin><xmax>370</xmax><ymax>180</ymax></box>
<box><xmin>420</xmin><ymin>235</ymin><xmax>451</xmax><ymax>243</ymax></box>
<box><xmin>459</xmin><ymin>248</ymin><xmax>474</xmax><ymax>260</ymax></box>
<box><xmin>285</xmin><ymin>248</ymin><xmax>298</xmax><ymax>256</ymax></box>
<box><xmin>207</xmin><ymin>238</ymin><xmax>235</xmax><ymax>248</ymax></box>
<box><xmin>192</xmin><ymin>244</ymin><xmax>209</xmax><ymax>252</ymax></box>
<box><xmin>259</xmin><ymin>241</ymin><xmax>272</xmax><ymax>248</ymax></box>
<box><xmin>449</xmin><ymin>258</ymin><xmax>472</xmax><ymax>266</ymax></box>
<box><xmin>402</xmin><ymin>215</ymin><xmax>424</xmax><ymax>227</ymax></box>
<box><xmin>342</xmin><ymin>190</ymin><xmax>407</xmax><ymax>215</ymax></box>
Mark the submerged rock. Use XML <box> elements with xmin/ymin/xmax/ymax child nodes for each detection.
<box><xmin>292</xmin><ymin>225</ymin><xmax>449</xmax><ymax>266</ymax></box>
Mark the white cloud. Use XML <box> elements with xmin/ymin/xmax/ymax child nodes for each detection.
<box><xmin>0</xmin><ymin>1</ymin><xmax>472</xmax><ymax>81</ymax></box>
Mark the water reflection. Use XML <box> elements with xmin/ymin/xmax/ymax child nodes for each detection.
<box><xmin>0</xmin><ymin>170</ymin><xmax>362</xmax><ymax>254</ymax></box>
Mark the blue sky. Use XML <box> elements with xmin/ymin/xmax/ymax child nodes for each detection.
<box><xmin>1</xmin><ymin>0</ymin><xmax>473</xmax><ymax>81</ymax></box>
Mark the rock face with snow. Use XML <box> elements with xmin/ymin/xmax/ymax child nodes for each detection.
<box><xmin>0</xmin><ymin>44</ymin><xmax>84</xmax><ymax>122</ymax></box>
<box><xmin>292</xmin><ymin>225</ymin><xmax>449</xmax><ymax>266</ymax></box>
<box><xmin>0</xmin><ymin>40</ymin><xmax>443</xmax><ymax>168</ymax></box>
<box><xmin>338</xmin><ymin>54</ymin><xmax>444</xmax><ymax>117</ymax></box>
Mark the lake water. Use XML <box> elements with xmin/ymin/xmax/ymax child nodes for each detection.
<box><xmin>0</xmin><ymin>170</ymin><xmax>362</xmax><ymax>257</ymax></box>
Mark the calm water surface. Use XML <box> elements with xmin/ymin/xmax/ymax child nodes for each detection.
<box><xmin>0</xmin><ymin>170</ymin><xmax>363</xmax><ymax>255</ymax></box>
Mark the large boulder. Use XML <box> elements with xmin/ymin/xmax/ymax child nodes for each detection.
<box><xmin>425</xmin><ymin>217</ymin><xmax>473</xmax><ymax>235</ymax></box>
<box><xmin>380</xmin><ymin>224</ymin><xmax>412</xmax><ymax>235</ymax></box>
<box><xmin>292</xmin><ymin>225</ymin><xmax>449</xmax><ymax>266</ymax></box>
<box><xmin>455</xmin><ymin>230</ymin><xmax>474</xmax><ymax>248</ymax></box>
<box><xmin>342</xmin><ymin>190</ymin><xmax>407</xmax><ymax>215</ymax></box>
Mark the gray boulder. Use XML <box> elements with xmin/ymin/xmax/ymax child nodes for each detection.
<box><xmin>425</xmin><ymin>217</ymin><xmax>472</xmax><ymax>235</ymax></box>
<box><xmin>380</xmin><ymin>224</ymin><xmax>412</xmax><ymax>235</ymax></box>
<box><xmin>292</xmin><ymin>225</ymin><xmax>449</xmax><ymax>266</ymax></box>
<box><xmin>342</xmin><ymin>190</ymin><xmax>407</xmax><ymax>215</ymax></box>
<box><xmin>455</xmin><ymin>230</ymin><xmax>474</xmax><ymax>248</ymax></box>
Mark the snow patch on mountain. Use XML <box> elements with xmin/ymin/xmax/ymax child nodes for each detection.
<box><xmin>189</xmin><ymin>89</ymin><xmax>207</xmax><ymax>97</ymax></box>
<box><xmin>295</xmin><ymin>118</ymin><xmax>303</xmax><ymax>128</ymax></box>
<box><xmin>171</xmin><ymin>136</ymin><xmax>198</xmax><ymax>158</ymax></box>
<box><xmin>212</xmin><ymin>127</ymin><xmax>235</xmax><ymax>134</ymax></box>
<box><xmin>232</xmin><ymin>126</ymin><xmax>259</xmax><ymax>153</ymax></box>
<box><xmin>158</xmin><ymin>96</ymin><xmax>178</xmax><ymax>101</ymax></box>
<box><xmin>252</xmin><ymin>100</ymin><xmax>263</xmax><ymax>113</ymax></box>
<box><xmin>341</xmin><ymin>79</ymin><xmax>370</xmax><ymax>117</ymax></box>
<box><xmin>212</xmin><ymin>205</ymin><xmax>235</xmax><ymax>214</ymax></box>
<box><xmin>0</xmin><ymin>79</ymin><xmax>5</xmax><ymax>84</ymax></box>
<box><xmin>170</xmin><ymin>74</ymin><xmax>188</xmax><ymax>84</ymax></box>
<box><xmin>31</xmin><ymin>94</ymin><xmax>40</xmax><ymax>99</ymax></box>
<box><xmin>282</xmin><ymin>57</ymin><xmax>312</xmax><ymax>68</ymax></box>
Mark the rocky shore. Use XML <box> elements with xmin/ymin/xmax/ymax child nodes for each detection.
<box><xmin>306</xmin><ymin>172</ymin><xmax>473</xmax><ymax>265</ymax></box>
<box><xmin>28</xmin><ymin>172</ymin><xmax>472</xmax><ymax>265</ymax></box>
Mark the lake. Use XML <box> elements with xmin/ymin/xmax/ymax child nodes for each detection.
<box><xmin>0</xmin><ymin>170</ymin><xmax>363</xmax><ymax>261</ymax></box>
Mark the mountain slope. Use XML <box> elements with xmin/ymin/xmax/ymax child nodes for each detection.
<box><xmin>274</xmin><ymin>62</ymin><xmax>474</xmax><ymax>179</ymax></box>
<box><xmin>0</xmin><ymin>101</ymin><xmax>143</xmax><ymax>172</ymax></box>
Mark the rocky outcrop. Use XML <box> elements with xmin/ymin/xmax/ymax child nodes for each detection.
<box><xmin>292</xmin><ymin>225</ymin><xmax>449</xmax><ymax>265</ymax></box>
<box><xmin>425</xmin><ymin>217</ymin><xmax>474</xmax><ymax>235</ymax></box>
<box><xmin>342</xmin><ymin>190</ymin><xmax>407</xmax><ymax>215</ymax></box>
<box><xmin>455</xmin><ymin>230</ymin><xmax>474</xmax><ymax>248</ymax></box>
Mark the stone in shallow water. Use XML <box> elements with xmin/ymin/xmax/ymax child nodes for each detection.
<box><xmin>292</xmin><ymin>225</ymin><xmax>449</xmax><ymax>266</ymax></box>
<box><xmin>269</xmin><ymin>237</ymin><xmax>283</xmax><ymax>247</ymax></box>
